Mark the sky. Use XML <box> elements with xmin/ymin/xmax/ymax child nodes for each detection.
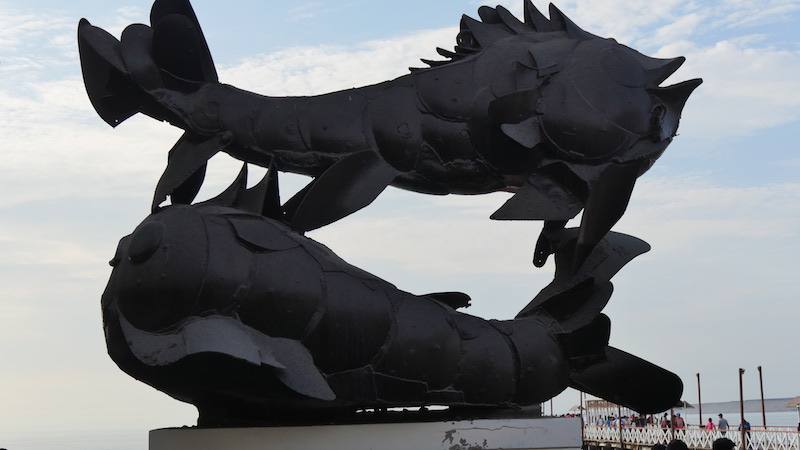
<box><xmin>1</xmin><ymin>0</ymin><xmax>799</xmax><ymax>447</ymax></box>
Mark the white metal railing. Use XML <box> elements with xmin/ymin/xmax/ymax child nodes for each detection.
<box><xmin>584</xmin><ymin>425</ymin><xmax>800</xmax><ymax>450</ymax></box>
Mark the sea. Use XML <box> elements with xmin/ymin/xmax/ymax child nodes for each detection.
<box><xmin>2</xmin><ymin>411</ymin><xmax>797</xmax><ymax>449</ymax></box>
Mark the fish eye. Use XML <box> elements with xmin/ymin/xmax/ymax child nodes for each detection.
<box><xmin>456</xmin><ymin>31</ymin><xmax>477</xmax><ymax>48</ymax></box>
<box><xmin>127</xmin><ymin>221</ymin><xmax>166</xmax><ymax>264</ymax></box>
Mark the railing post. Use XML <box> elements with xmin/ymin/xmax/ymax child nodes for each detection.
<box><xmin>619</xmin><ymin>404</ymin><xmax>624</xmax><ymax>450</ymax></box>
<box><xmin>671</xmin><ymin>407</ymin><xmax>675</xmax><ymax>442</ymax></box>
<box><xmin>580</xmin><ymin>391</ymin><xmax>585</xmax><ymax>443</ymax></box>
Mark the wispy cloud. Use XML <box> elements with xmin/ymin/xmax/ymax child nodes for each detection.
<box><xmin>287</xmin><ymin>2</ymin><xmax>323</xmax><ymax>21</ymax></box>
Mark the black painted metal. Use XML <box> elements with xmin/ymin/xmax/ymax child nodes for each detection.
<box><xmin>81</xmin><ymin>0</ymin><xmax>701</xmax><ymax>426</ymax></box>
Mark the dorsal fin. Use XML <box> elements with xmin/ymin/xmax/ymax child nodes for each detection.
<box><xmin>233</xmin><ymin>160</ymin><xmax>281</xmax><ymax>218</ymax></box>
<box><xmin>421</xmin><ymin>2</ymin><xmax>605</xmax><ymax>70</ymax></box>
<box><xmin>120</xmin><ymin>24</ymin><xmax>162</xmax><ymax>91</ymax></box>
<box><xmin>149</xmin><ymin>0</ymin><xmax>217</xmax><ymax>83</ymax></box>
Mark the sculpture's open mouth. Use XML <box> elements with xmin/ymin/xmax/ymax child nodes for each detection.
<box><xmin>649</xmin><ymin>78</ymin><xmax>704</xmax><ymax>143</ymax></box>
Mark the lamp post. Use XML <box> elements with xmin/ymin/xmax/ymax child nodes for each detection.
<box><xmin>739</xmin><ymin>368</ymin><xmax>746</xmax><ymax>450</ymax></box>
<box><xmin>697</xmin><ymin>373</ymin><xmax>703</xmax><ymax>428</ymax></box>
<box><xmin>757</xmin><ymin>366</ymin><xmax>766</xmax><ymax>428</ymax></box>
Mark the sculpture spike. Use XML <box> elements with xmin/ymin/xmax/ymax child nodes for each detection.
<box><xmin>548</xmin><ymin>4</ymin><xmax>595</xmax><ymax>40</ymax></box>
<box><xmin>641</xmin><ymin>55</ymin><xmax>685</xmax><ymax>86</ymax></box>
<box><xmin>436</xmin><ymin>47</ymin><xmax>458</xmax><ymax>59</ymax></box>
<box><xmin>477</xmin><ymin>6</ymin><xmax>503</xmax><ymax>24</ymax></box>
<box><xmin>200</xmin><ymin>163</ymin><xmax>248</xmax><ymax>207</ymax></box>
<box><xmin>260</xmin><ymin>161</ymin><xmax>283</xmax><ymax>220</ymax></box>
<box><xmin>650</xmin><ymin>78</ymin><xmax>703</xmax><ymax>140</ymax></box>
<box><xmin>461</xmin><ymin>15</ymin><xmax>514</xmax><ymax>48</ymax></box>
<box><xmin>524</xmin><ymin>0</ymin><xmax>552</xmax><ymax>31</ymax></box>
<box><xmin>234</xmin><ymin>160</ymin><xmax>281</xmax><ymax>217</ymax></box>
<box><xmin>495</xmin><ymin>5</ymin><xmax>530</xmax><ymax>35</ymax></box>
<box><xmin>421</xmin><ymin>58</ymin><xmax>450</xmax><ymax>68</ymax></box>
<box><xmin>653</xmin><ymin>78</ymin><xmax>703</xmax><ymax>115</ymax></box>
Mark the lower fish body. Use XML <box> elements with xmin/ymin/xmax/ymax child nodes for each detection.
<box><xmin>102</xmin><ymin>200</ymin><xmax>681</xmax><ymax>425</ymax></box>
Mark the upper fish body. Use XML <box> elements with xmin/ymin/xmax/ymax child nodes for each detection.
<box><xmin>79</xmin><ymin>0</ymin><xmax>701</xmax><ymax>266</ymax></box>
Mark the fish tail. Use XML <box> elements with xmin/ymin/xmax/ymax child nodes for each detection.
<box><xmin>514</xmin><ymin>226</ymin><xmax>682</xmax><ymax>412</ymax></box>
<box><xmin>78</xmin><ymin>0</ymin><xmax>218</xmax><ymax>127</ymax></box>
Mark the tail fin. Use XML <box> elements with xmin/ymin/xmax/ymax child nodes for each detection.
<box><xmin>78</xmin><ymin>0</ymin><xmax>217</xmax><ymax>127</ymax></box>
<box><xmin>557</xmin><ymin>314</ymin><xmax>682</xmax><ymax>413</ymax></box>
<box><xmin>569</xmin><ymin>346</ymin><xmax>683</xmax><ymax>413</ymax></box>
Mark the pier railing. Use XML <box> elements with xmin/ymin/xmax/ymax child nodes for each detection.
<box><xmin>584</xmin><ymin>425</ymin><xmax>800</xmax><ymax>450</ymax></box>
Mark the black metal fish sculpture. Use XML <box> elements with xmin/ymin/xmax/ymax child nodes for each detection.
<box><xmin>102</xmin><ymin>165</ymin><xmax>682</xmax><ymax>425</ymax></box>
<box><xmin>78</xmin><ymin>0</ymin><xmax>701</xmax><ymax>269</ymax></box>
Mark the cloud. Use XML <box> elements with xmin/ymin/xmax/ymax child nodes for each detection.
<box><xmin>0</xmin><ymin>8</ymin><xmax>70</xmax><ymax>51</ymax></box>
<box><xmin>666</xmin><ymin>37</ymin><xmax>800</xmax><ymax>139</ymax></box>
<box><xmin>287</xmin><ymin>2</ymin><xmax>324</xmax><ymax>22</ymax></box>
<box><xmin>713</xmin><ymin>0</ymin><xmax>800</xmax><ymax>29</ymax></box>
<box><xmin>218</xmin><ymin>27</ymin><xmax>455</xmax><ymax>96</ymax></box>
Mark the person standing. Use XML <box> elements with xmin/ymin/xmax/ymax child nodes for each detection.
<box><xmin>706</xmin><ymin>418</ymin><xmax>716</xmax><ymax>432</ymax></box>
<box><xmin>739</xmin><ymin>419</ymin><xmax>751</xmax><ymax>450</ymax></box>
<box><xmin>718</xmin><ymin>414</ymin><xmax>729</xmax><ymax>436</ymax></box>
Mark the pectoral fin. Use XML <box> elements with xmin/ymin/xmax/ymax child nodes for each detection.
<box><xmin>290</xmin><ymin>151</ymin><xmax>399</xmax><ymax>232</ymax></box>
<box><xmin>242</xmin><ymin>327</ymin><xmax>336</xmax><ymax>401</ymax></box>
<box><xmin>119</xmin><ymin>313</ymin><xmax>335</xmax><ymax>401</ymax></box>
<box><xmin>517</xmin><ymin>228</ymin><xmax>649</xmax><ymax>319</ymax></box>
<box><xmin>152</xmin><ymin>132</ymin><xmax>231</xmax><ymax>211</ymax></box>
<box><xmin>490</xmin><ymin>173</ymin><xmax>583</xmax><ymax>221</ymax></box>
<box><xmin>574</xmin><ymin>162</ymin><xmax>640</xmax><ymax>268</ymax></box>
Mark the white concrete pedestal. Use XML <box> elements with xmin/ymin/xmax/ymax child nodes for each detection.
<box><xmin>150</xmin><ymin>416</ymin><xmax>581</xmax><ymax>450</ymax></box>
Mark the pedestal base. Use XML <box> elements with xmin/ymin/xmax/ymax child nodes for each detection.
<box><xmin>150</xmin><ymin>416</ymin><xmax>581</xmax><ymax>450</ymax></box>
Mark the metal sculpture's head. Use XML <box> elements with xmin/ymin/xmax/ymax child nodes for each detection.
<box><xmin>429</xmin><ymin>2</ymin><xmax>702</xmax><ymax>169</ymax></box>
<box><xmin>536</xmin><ymin>37</ymin><xmax>700</xmax><ymax>164</ymax></box>
<box><xmin>105</xmin><ymin>205</ymin><xmax>209</xmax><ymax>332</ymax></box>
